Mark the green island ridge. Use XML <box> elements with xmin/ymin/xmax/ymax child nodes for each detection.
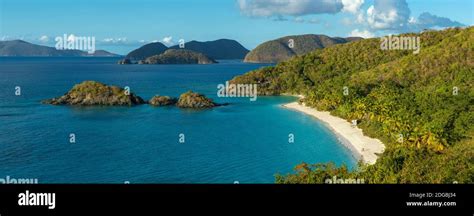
<box><xmin>169</xmin><ymin>39</ymin><xmax>249</xmax><ymax>60</ymax></box>
<box><xmin>243</xmin><ymin>34</ymin><xmax>362</xmax><ymax>63</ymax></box>
<box><xmin>118</xmin><ymin>39</ymin><xmax>249</xmax><ymax>64</ymax></box>
<box><xmin>142</xmin><ymin>49</ymin><xmax>217</xmax><ymax>65</ymax></box>
<box><xmin>0</xmin><ymin>40</ymin><xmax>118</xmax><ymax>57</ymax></box>
<box><xmin>125</xmin><ymin>42</ymin><xmax>169</xmax><ymax>61</ymax></box>
<box><xmin>231</xmin><ymin>27</ymin><xmax>474</xmax><ymax>183</ymax></box>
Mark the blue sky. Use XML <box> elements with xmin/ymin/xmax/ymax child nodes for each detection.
<box><xmin>0</xmin><ymin>0</ymin><xmax>472</xmax><ymax>54</ymax></box>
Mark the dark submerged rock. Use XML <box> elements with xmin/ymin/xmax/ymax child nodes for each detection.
<box><xmin>117</xmin><ymin>58</ymin><xmax>132</xmax><ymax>64</ymax></box>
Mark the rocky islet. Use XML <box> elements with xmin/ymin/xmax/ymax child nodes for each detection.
<box><xmin>43</xmin><ymin>81</ymin><xmax>224</xmax><ymax>109</ymax></box>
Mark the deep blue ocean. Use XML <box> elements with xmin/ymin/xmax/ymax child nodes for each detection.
<box><xmin>0</xmin><ymin>57</ymin><xmax>355</xmax><ymax>183</ymax></box>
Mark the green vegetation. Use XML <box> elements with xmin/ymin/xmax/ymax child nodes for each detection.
<box><xmin>144</xmin><ymin>49</ymin><xmax>217</xmax><ymax>64</ymax></box>
<box><xmin>0</xmin><ymin>40</ymin><xmax>117</xmax><ymax>57</ymax></box>
<box><xmin>125</xmin><ymin>42</ymin><xmax>168</xmax><ymax>61</ymax></box>
<box><xmin>243</xmin><ymin>34</ymin><xmax>361</xmax><ymax>63</ymax></box>
<box><xmin>169</xmin><ymin>39</ymin><xmax>249</xmax><ymax>60</ymax></box>
<box><xmin>149</xmin><ymin>95</ymin><xmax>177</xmax><ymax>106</ymax></box>
<box><xmin>43</xmin><ymin>82</ymin><xmax>225</xmax><ymax>109</ymax></box>
<box><xmin>122</xmin><ymin>39</ymin><xmax>249</xmax><ymax>62</ymax></box>
<box><xmin>176</xmin><ymin>91</ymin><xmax>218</xmax><ymax>108</ymax></box>
<box><xmin>42</xmin><ymin>81</ymin><xmax>145</xmax><ymax>106</ymax></box>
<box><xmin>233</xmin><ymin>27</ymin><xmax>474</xmax><ymax>183</ymax></box>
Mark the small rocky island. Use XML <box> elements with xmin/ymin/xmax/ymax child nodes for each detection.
<box><xmin>142</xmin><ymin>49</ymin><xmax>217</xmax><ymax>64</ymax></box>
<box><xmin>176</xmin><ymin>91</ymin><xmax>220</xmax><ymax>108</ymax></box>
<box><xmin>148</xmin><ymin>95</ymin><xmax>177</xmax><ymax>106</ymax></box>
<box><xmin>43</xmin><ymin>81</ymin><xmax>226</xmax><ymax>109</ymax></box>
<box><xmin>42</xmin><ymin>81</ymin><xmax>145</xmax><ymax>106</ymax></box>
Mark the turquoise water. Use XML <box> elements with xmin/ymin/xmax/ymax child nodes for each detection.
<box><xmin>0</xmin><ymin>57</ymin><xmax>355</xmax><ymax>183</ymax></box>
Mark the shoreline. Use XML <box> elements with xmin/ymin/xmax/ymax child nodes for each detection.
<box><xmin>282</xmin><ymin>101</ymin><xmax>385</xmax><ymax>165</ymax></box>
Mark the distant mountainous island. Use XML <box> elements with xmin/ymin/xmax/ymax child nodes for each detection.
<box><xmin>0</xmin><ymin>40</ymin><xmax>119</xmax><ymax>57</ymax></box>
<box><xmin>142</xmin><ymin>49</ymin><xmax>217</xmax><ymax>64</ymax></box>
<box><xmin>244</xmin><ymin>34</ymin><xmax>362</xmax><ymax>63</ymax></box>
<box><xmin>122</xmin><ymin>39</ymin><xmax>249</xmax><ymax>64</ymax></box>
<box><xmin>119</xmin><ymin>36</ymin><xmax>363</xmax><ymax>65</ymax></box>
<box><xmin>169</xmin><ymin>39</ymin><xmax>249</xmax><ymax>60</ymax></box>
<box><xmin>125</xmin><ymin>42</ymin><xmax>168</xmax><ymax>61</ymax></box>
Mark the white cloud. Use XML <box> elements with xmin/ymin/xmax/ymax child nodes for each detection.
<box><xmin>294</xmin><ymin>17</ymin><xmax>305</xmax><ymax>23</ymax></box>
<box><xmin>361</xmin><ymin>0</ymin><xmax>464</xmax><ymax>32</ymax></box>
<box><xmin>415</xmin><ymin>12</ymin><xmax>464</xmax><ymax>29</ymax></box>
<box><xmin>237</xmin><ymin>0</ymin><xmax>463</xmax><ymax>33</ymax></box>
<box><xmin>1</xmin><ymin>35</ymin><xmax>11</xmax><ymax>41</ymax></box>
<box><xmin>349</xmin><ymin>29</ymin><xmax>375</xmax><ymax>38</ymax></box>
<box><xmin>366</xmin><ymin>0</ymin><xmax>411</xmax><ymax>30</ymax></box>
<box><xmin>38</xmin><ymin>35</ymin><xmax>49</xmax><ymax>43</ymax></box>
<box><xmin>272</xmin><ymin>16</ymin><xmax>324</xmax><ymax>24</ymax></box>
<box><xmin>307</xmin><ymin>18</ymin><xmax>321</xmax><ymax>24</ymax></box>
<box><xmin>161</xmin><ymin>36</ymin><xmax>174</xmax><ymax>46</ymax></box>
<box><xmin>356</xmin><ymin>12</ymin><xmax>365</xmax><ymax>23</ymax></box>
<box><xmin>272</xmin><ymin>15</ymin><xmax>288</xmax><ymax>22</ymax></box>
<box><xmin>237</xmin><ymin>0</ymin><xmax>343</xmax><ymax>17</ymax></box>
<box><xmin>102</xmin><ymin>37</ymin><xmax>127</xmax><ymax>44</ymax></box>
<box><xmin>342</xmin><ymin>0</ymin><xmax>364</xmax><ymax>14</ymax></box>
<box><xmin>294</xmin><ymin>17</ymin><xmax>323</xmax><ymax>24</ymax></box>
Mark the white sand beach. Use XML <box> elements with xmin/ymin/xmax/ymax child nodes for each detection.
<box><xmin>283</xmin><ymin>101</ymin><xmax>385</xmax><ymax>165</ymax></box>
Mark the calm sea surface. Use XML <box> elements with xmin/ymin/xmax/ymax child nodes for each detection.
<box><xmin>0</xmin><ymin>57</ymin><xmax>355</xmax><ymax>183</ymax></box>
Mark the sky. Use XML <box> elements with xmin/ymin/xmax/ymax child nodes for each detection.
<box><xmin>0</xmin><ymin>0</ymin><xmax>472</xmax><ymax>54</ymax></box>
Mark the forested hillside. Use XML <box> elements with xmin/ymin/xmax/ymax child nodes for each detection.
<box><xmin>232</xmin><ymin>27</ymin><xmax>473</xmax><ymax>183</ymax></box>
<box><xmin>243</xmin><ymin>34</ymin><xmax>361</xmax><ymax>63</ymax></box>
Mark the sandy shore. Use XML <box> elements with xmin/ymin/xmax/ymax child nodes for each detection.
<box><xmin>283</xmin><ymin>101</ymin><xmax>385</xmax><ymax>164</ymax></box>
